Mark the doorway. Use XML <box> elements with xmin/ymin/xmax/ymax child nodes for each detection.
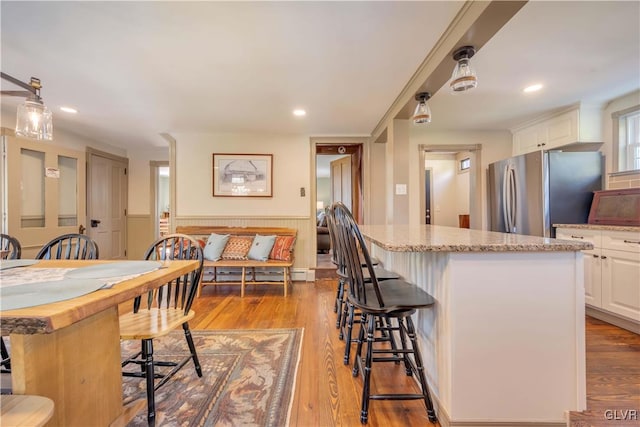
<box><xmin>425</xmin><ymin>169</ymin><xmax>432</xmax><ymax>225</ymax></box>
<box><xmin>314</xmin><ymin>142</ymin><xmax>364</xmax><ymax>269</ymax></box>
<box><xmin>150</xmin><ymin>161</ymin><xmax>170</xmax><ymax>239</ymax></box>
<box><xmin>419</xmin><ymin>144</ymin><xmax>481</xmax><ymax>229</ymax></box>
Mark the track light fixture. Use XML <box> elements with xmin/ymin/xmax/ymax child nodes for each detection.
<box><xmin>413</xmin><ymin>92</ymin><xmax>432</xmax><ymax>125</ymax></box>
<box><xmin>1</xmin><ymin>72</ymin><xmax>53</xmax><ymax>140</ymax></box>
<box><xmin>450</xmin><ymin>46</ymin><xmax>477</xmax><ymax>93</ymax></box>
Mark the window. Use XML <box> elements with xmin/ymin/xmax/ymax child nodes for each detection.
<box><xmin>614</xmin><ymin>107</ymin><xmax>640</xmax><ymax>172</ymax></box>
<box><xmin>460</xmin><ymin>158</ymin><xmax>470</xmax><ymax>171</ymax></box>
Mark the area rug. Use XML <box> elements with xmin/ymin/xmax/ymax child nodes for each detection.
<box><xmin>122</xmin><ymin>328</ymin><xmax>303</xmax><ymax>427</ymax></box>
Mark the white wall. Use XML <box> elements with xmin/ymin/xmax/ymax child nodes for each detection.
<box><xmin>408</xmin><ymin>129</ymin><xmax>512</xmax><ymax>228</ymax></box>
<box><xmin>158</xmin><ymin>175</ymin><xmax>170</xmax><ymax>213</ymax></box>
<box><xmin>172</xmin><ymin>132</ymin><xmax>310</xmax><ymax>217</ymax></box>
<box><xmin>316</xmin><ymin>177</ymin><xmax>331</xmax><ymax>209</ymax></box>
<box><xmin>127</xmin><ymin>147</ymin><xmax>169</xmax><ymax>215</ymax></box>
<box><xmin>425</xmin><ymin>154</ymin><xmax>458</xmax><ymax>227</ymax></box>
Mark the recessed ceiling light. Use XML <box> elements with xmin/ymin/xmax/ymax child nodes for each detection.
<box><xmin>60</xmin><ymin>106</ymin><xmax>78</xmax><ymax>113</ymax></box>
<box><xmin>523</xmin><ymin>84</ymin><xmax>543</xmax><ymax>93</ymax></box>
<box><xmin>293</xmin><ymin>109</ymin><xmax>306</xmax><ymax>117</ymax></box>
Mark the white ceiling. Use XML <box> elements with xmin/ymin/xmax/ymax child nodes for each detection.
<box><xmin>1</xmin><ymin>1</ymin><xmax>639</xmax><ymax>149</ymax></box>
<box><xmin>427</xmin><ymin>0</ymin><xmax>640</xmax><ymax>131</ymax></box>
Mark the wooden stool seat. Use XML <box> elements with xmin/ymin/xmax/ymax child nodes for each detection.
<box><xmin>1</xmin><ymin>395</ymin><xmax>54</xmax><ymax>427</ymax></box>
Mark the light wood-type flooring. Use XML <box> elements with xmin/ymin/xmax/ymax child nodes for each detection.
<box><xmin>191</xmin><ymin>279</ymin><xmax>640</xmax><ymax>427</ymax></box>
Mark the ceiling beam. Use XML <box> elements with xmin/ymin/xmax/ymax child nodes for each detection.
<box><xmin>370</xmin><ymin>0</ymin><xmax>527</xmax><ymax>140</ymax></box>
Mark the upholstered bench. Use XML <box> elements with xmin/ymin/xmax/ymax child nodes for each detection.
<box><xmin>176</xmin><ymin>226</ymin><xmax>296</xmax><ymax>297</ymax></box>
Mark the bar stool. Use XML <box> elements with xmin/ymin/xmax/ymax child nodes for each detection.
<box><xmin>1</xmin><ymin>395</ymin><xmax>54</xmax><ymax>427</ymax></box>
<box><xmin>327</xmin><ymin>205</ymin><xmax>400</xmax><ymax>366</ymax></box>
<box><xmin>333</xmin><ymin>203</ymin><xmax>437</xmax><ymax>424</ymax></box>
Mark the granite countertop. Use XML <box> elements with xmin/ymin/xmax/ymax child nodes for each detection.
<box><xmin>358</xmin><ymin>225</ymin><xmax>593</xmax><ymax>253</ymax></box>
<box><xmin>554</xmin><ymin>223</ymin><xmax>640</xmax><ymax>232</ymax></box>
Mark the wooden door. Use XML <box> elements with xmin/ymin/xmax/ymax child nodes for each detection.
<box><xmin>425</xmin><ymin>169</ymin><xmax>432</xmax><ymax>225</ymax></box>
<box><xmin>3</xmin><ymin>135</ymin><xmax>86</xmax><ymax>258</ymax></box>
<box><xmin>87</xmin><ymin>151</ymin><xmax>128</xmax><ymax>259</ymax></box>
<box><xmin>330</xmin><ymin>156</ymin><xmax>352</xmax><ymax>212</ymax></box>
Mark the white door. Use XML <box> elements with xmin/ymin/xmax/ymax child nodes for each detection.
<box><xmin>87</xmin><ymin>151</ymin><xmax>128</xmax><ymax>259</ymax></box>
<box><xmin>330</xmin><ymin>155</ymin><xmax>352</xmax><ymax>211</ymax></box>
<box><xmin>3</xmin><ymin>135</ymin><xmax>86</xmax><ymax>258</ymax></box>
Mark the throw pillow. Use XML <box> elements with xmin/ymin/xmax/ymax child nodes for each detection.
<box><xmin>247</xmin><ymin>234</ymin><xmax>277</xmax><ymax>261</ymax></box>
<box><xmin>221</xmin><ymin>236</ymin><xmax>253</xmax><ymax>260</ymax></box>
<box><xmin>203</xmin><ymin>233</ymin><xmax>230</xmax><ymax>261</ymax></box>
<box><xmin>269</xmin><ymin>235</ymin><xmax>296</xmax><ymax>261</ymax></box>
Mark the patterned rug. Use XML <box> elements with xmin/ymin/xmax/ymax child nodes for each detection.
<box><xmin>122</xmin><ymin>328</ymin><xmax>303</xmax><ymax>427</ymax></box>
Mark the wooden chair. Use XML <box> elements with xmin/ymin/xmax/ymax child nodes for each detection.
<box><xmin>0</xmin><ymin>395</ymin><xmax>54</xmax><ymax>427</ymax></box>
<box><xmin>35</xmin><ymin>233</ymin><xmax>99</xmax><ymax>260</ymax></box>
<box><xmin>120</xmin><ymin>234</ymin><xmax>204</xmax><ymax>427</ymax></box>
<box><xmin>0</xmin><ymin>233</ymin><xmax>21</xmax><ymax>260</ymax></box>
<box><xmin>333</xmin><ymin>203</ymin><xmax>437</xmax><ymax>424</ymax></box>
<box><xmin>326</xmin><ymin>205</ymin><xmax>399</xmax><ymax>365</ymax></box>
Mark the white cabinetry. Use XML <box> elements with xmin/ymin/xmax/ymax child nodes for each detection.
<box><xmin>512</xmin><ymin>104</ymin><xmax>603</xmax><ymax>156</ymax></box>
<box><xmin>556</xmin><ymin>227</ymin><xmax>640</xmax><ymax>331</ymax></box>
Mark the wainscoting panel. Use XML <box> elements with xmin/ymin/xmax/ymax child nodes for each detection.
<box><xmin>127</xmin><ymin>214</ymin><xmax>153</xmax><ymax>260</ymax></box>
<box><xmin>175</xmin><ymin>216</ymin><xmax>314</xmax><ymax>276</ymax></box>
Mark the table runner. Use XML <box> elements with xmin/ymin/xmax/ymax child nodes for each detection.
<box><xmin>0</xmin><ymin>261</ymin><xmax>163</xmax><ymax>310</ymax></box>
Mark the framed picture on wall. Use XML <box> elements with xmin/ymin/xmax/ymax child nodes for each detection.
<box><xmin>212</xmin><ymin>153</ymin><xmax>273</xmax><ymax>197</ymax></box>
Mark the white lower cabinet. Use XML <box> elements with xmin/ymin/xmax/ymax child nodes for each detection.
<box><xmin>556</xmin><ymin>227</ymin><xmax>640</xmax><ymax>329</ymax></box>
<box><xmin>601</xmin><ymin>248</ymin><xmax>640</xmax><ymax>321</ymax></box>
<box><xmin>583</xmin><ymin>248</ymin><xmax>602</xmax><ymax>306</ymax></box>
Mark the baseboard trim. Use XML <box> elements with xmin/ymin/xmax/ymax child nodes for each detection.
<box><xmin>432</xmin><ymin>393</ymin><xmax>566</xmax><ymax>427</ymax></box>
<box><xmin>291</xmin><ymin>268</ymin><xmax>311</xmax><ymax>282</ymax></box>
<box><xmin>586</xmin><ymin>306</ymin><xmax>640</xmax><ymax>334</ymax></box>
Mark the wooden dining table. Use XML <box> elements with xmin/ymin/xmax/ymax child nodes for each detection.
<box><xmin>0</xmin><ymin>259</ymin><xmax>200</xmax><ymax>427</ymax></box>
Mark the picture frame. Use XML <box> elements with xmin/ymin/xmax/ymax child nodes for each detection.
<box><xmin>212</xmin><ymin>153</ymin><xmax>273</xmax><ymax>197</ymax></box>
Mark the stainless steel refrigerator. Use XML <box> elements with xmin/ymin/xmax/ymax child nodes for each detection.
<box><xmin>488</xmin><ymin>151</ymin><xmax>603</xmax><ymax>237</ymax></box>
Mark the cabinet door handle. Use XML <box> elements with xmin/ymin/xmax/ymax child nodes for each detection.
<box><xmin>623</xmin><ymin>239</ymin><xmax>640</xmax><ymax>244</ymax></box>
<box><xmin>592</xmin><ymin>254</ymin><xmax>599</xmax><ymax>258</ymax></box>
<box><xmin>601</xmin><ymin>255</ymin><xmax>607</xmax><ymax>259</ymax></box>
<box><xmin>541</xmin><ymin>143</ymin><xmax>546</xmax><ymax>146</ymax></box>
<box><xmin>571</xmin><ymin>235</ymin><xmax>584</xmax><ymax>239</ymax></box>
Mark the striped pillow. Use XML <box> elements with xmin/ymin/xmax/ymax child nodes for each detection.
<box><xmin>221</xmin><ymin>236</ymin><xmax>253</xmax><ymax>260</ymax></box>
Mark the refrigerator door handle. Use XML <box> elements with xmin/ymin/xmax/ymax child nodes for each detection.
<box><xmin>509</xmin><ymin>167</ymin><xmax>517</xmax><ymax>232</ymax></box>
<box><xmin>502</xmin><ymin>165</ymin><xmax>510</xmax><ymax>232</ymax></box>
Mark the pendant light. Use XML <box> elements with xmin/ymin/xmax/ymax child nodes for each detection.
<box><xmin>413</xmin><ymin>92</ymin><xmax>432</xmax><ymax>124</ymax></box>
<box><xmin>450</xmin><ymin>46</ymin><xmax>477</xmax><ymax>93</ymax></box>
<box><xmin>1</xmin><ymin>72</ymin><xmax>53</xmax><ymax>140</ymax></box>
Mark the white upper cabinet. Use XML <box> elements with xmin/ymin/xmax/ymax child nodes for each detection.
<box><xmin>512</xmin><ymin>104</ymin><xmax>603</xmax><ymax>155</ymax></box>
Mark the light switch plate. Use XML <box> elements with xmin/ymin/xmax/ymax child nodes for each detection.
<box><xmin>395</xmin><ymin>184</ymin><xmax>407</xmax><ymax>195</ymax></box>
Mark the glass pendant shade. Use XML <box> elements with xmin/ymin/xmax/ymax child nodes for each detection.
<box><xmin>16</xmin><ymin>99</ymin><xmax>53</xmax><ymax>140</ymax></box>
<box><xmin>413</xmin><ymin>99</ymin><xmax>431</xmax><ymax>124</ymax></box>
<box><xmin>450</xmin><ymin>48</ymin><xmax>478</xmax><ymax>93</ymax></box>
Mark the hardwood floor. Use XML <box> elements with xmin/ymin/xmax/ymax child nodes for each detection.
<box><xmin>570</xmin><ymin>317</ymin><xmax>640</xmax><ymax>427</ymax></box>
<box><xmin>191</xmin><ymin>280</ymin><xmax>640</xmax><ymax>427</ymax></box>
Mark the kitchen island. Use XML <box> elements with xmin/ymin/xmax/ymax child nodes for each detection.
<box><xmin>359</xmin><ymin>225</ymin><xmax>592</xmax><ymax>427</ymax></box>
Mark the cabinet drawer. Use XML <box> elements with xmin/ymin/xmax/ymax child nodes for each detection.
<box><xmin>556</xmin><ymin>228</ymin><xmax>601</xmax><ymax>248</ymax></box>
<box><xmin>602</xmin><ymin>230</ymin><xmax>640</xmax><ymax>254</ymax></box>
